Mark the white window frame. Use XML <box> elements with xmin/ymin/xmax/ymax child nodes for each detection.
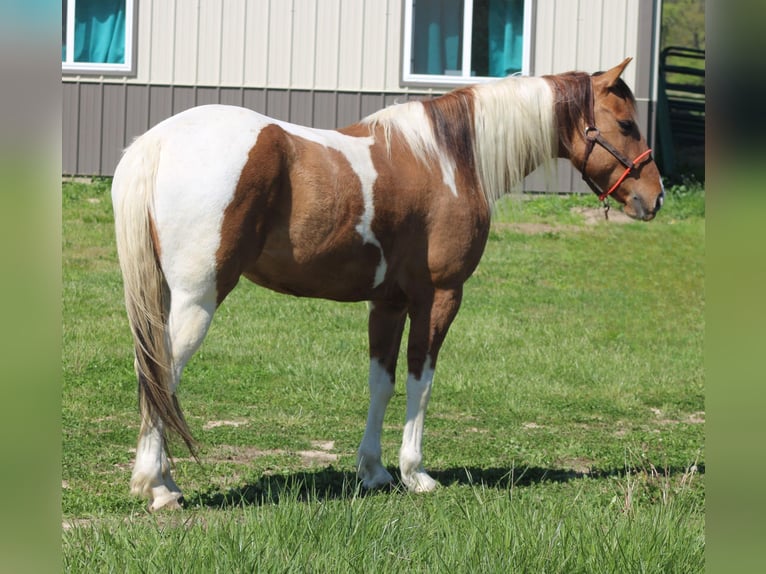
<box><xmin>62</xmin><ymin>0</ymin><xmax>135</xmax><ymax>75</ymax></box>
<box><xmin>402</xmin><ymin>0</ymin><xmax>533</xmax><ymax>87</ymax></box>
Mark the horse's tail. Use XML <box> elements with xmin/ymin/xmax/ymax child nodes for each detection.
<box><xmin>112</xmin><ymin>134</ymin><xmax>197</xmax><ymax>457</ymax></box>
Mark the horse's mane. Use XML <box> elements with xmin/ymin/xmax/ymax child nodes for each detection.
<box><xmin>362</xmin><ymin>76</ymin><xmax>556</xmax><ymax>208</ymax></box>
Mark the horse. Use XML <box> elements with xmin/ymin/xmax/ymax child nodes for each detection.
<box><xmin>111</xmin><ymin>58</ymin><xmax>664</xmax><ymax>511</ymax></box>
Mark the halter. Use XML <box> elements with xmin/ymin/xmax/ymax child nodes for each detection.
<box><xmin>580</xmin><ymin>78</ymin><xmax>654</xmax><ymax>204</ymax></box>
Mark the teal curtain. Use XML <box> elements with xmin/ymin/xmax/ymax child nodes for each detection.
<box><xmin>73</xmin><ymin>0</ymin><xmax>126</xmax><ymax>64</ymax></box>
<box><xmin>413</xmin><ymin>0</ymin><xmax>464</xmax><ymax>75</ymax></box>
<box><xmin>487</xmin><ymin>0</ymin><xmax>523</xmax><ymax>76</ymax></box>
<box><xmin>412</xmin><ymin>0</ymin><xmax>523</xmax><ymax>77</ymax></box>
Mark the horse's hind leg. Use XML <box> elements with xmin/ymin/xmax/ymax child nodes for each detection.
<box><xmin>357</xmin><ymin>301</ymin><xmax>407</xmax><ymax>489</ymax></box>
<box><xmin>131</xmin><ymin>288</ymin><xmax>217</xmax><ymax>511</ymax></box>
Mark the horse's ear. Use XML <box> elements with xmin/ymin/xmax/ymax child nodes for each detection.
<box><xmin>594</xmin><ymin>57</ymin><xmax>632</xmax><ymax>90</ymax></box>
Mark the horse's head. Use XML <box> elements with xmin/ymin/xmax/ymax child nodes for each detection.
<box><xmin>556</xmin><ymin>59</ymin><xmax>665</xmax><ymax>221</ymax></box>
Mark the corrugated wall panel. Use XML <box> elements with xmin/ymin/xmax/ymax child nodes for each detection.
<box><xmin>313</xmin><ymin>0</ymin><xmax>341</xmax><ymax>90</ymax></box>
<box><xmin>149</xmin><ymin>0</ymin><xmax>175</xmax><ymax>84</ymax></box>
<box><xmin>313</xmin><ymin>92</ymin><xmax>338</xmax><ymax>128</ymax></box>
<box><xmin>291</xmin><ymin>0</ymin><xmax>318</xmax><ymax>89</ymax></box>
<box><xmin>77</xmin><ymin>84</ymin><xmax>103</xmax><ymax>174</ymax></box>
<box><xmin>243</xmin><ymin>0</ymin><xmax>270</xmax><ymax>87</ymax></box>
<box><xmin>125</xmin><ymin>85</ymin><xmax>149</xmax><ymax>141</ymax></box>
<box><xmin>197</xmin><ymin>0</ymin><xmax>224</xmax><ymax>86</ymax></box>
<box><xmin>336</xmin><ymin>92</ymin><xmax>361</xmax><ymax>127</ymax></box>
<box><xmin>173</xmin><ymin>0</ymin><xmax>198</xmax><ymax>85</ymax></box>
<box><xmin>172</xmin><ymin>86</ymin><xmax>196</xmax><ymax>114</ymax></box>
<box><xmin>62</xmin><ymin>83</ymin><xmax>79</xmax><ymax>175</ymax></box>
<box><xmin>196</xmin><ymin>87</ymin><xmax>220</xmax><ymax>106</ymax></box>
<box><xmin>221</xmin><ymin>88</ymin><xmax>245</xmax><ymax>107</ymax></box>
<box><xmin>337</xmin><ymin>0</ymin><xmax>364</xmax><ymax>90</ymax></box>
<box><xmin>221</xmin><ymin>0</ymin><xmax>247</xmax><ymax>86</ymax></box>
<box><xmin>268</xmin><ymin>0</ymin><xmax>293</xmax><ymax>88</ymax></box>
<box><xmin>289</xmin><ymin>91</ymin><xmax>313</xmax><ymax>125</ymax></box>
<box><xmin>243</xmin><ymin>88</ymin><xmax>267</xmax><ymax>114</ymax></box>
<box><xmin>360</xmin><ymin>0</ymin><xmax>389</xmax><ymax>91</ymax></box>
<box><xmin>101</xmin><ymin>85</ymin><xmax>127</xmax><ymax>173</ymax></box>
<box><xmin>384</xmin><ymin>0</ymin><xmax>402</xmax><ymax>92</ymax></box>
<box><xmin>601</xmin><ymin>0</ymin><xmax>630</xmax><ymax>70</ymax></box>
<box><xmin>148</xmin><ymin>85</ymin><xmax>172</xmax><ymax>128</ymax></box>
<box><xmin>267</xmin><ymin>89</ymin><xmax>290</xmax><ymax>121</ymax></box>
<box><xmin>132</xmin><ymin>0</ymin><xmax>154</xmax><ymax>84</ymax></box>
<box><xmin>576</xmin><ymin>0</ymin><xmax>605</xmax><ymax>74</ymax></box>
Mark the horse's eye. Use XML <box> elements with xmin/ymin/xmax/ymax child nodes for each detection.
<box><xmin>618</xmin><ymin>119</ymin><xmax>635</xmax><ymax>133</ymax></box>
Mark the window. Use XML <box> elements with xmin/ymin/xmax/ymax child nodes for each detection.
<box><xmin>62</xmin><ymin>0</ymin><xmax>135</xmax><ymax>74</ymax></box>
<box><xmin>403</xmin><ymin>0</ymin><xmax>532</xmax><ymax>86</ymax></box>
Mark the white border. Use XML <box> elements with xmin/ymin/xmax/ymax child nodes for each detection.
<box><xmin>402</xmin><ymin>0</ymin><xmax>533</xmax><ymax>87</ymax></box>
<box><xmin>62</xmin><ymin>0</ymin><xmax>135</xmax><ymax>75</ymax></box>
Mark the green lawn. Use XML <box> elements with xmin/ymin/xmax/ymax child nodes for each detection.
<box><xmin>63</xmin><ymin>179</ymin><xmax>704</xmax><ymax>572</ymax></box>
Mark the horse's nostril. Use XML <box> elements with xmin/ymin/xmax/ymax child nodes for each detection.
<box><xmin>656</xmin><ymin>187</ymin><xmax>665</xmax><ymax>211</ymax></box>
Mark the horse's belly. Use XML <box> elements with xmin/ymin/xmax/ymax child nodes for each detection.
<box><xmin>243</xmin><ymin>241</ymin><xmax>385</xmax><ymax>301</ymax></box>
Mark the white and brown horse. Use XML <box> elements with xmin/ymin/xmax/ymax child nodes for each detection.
<box><xmin>112</xmin><ymin>58</ymin><xmax>664</xmax><ymax>511</ymax></box>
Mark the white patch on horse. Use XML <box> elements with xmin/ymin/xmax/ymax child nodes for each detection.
<box><xmin>147</xmin><ymin>105</ymin><xmax>273</xmax><ymax>293</ymax></box>
<box><xmin>274</xmin><ymin>119</ymin><xmax>388</xmax><ymax>287</ymax></box>
<box><xmin>400</xmin><ymin>356</ymin><xmax>439</xmax><ymax>492</ymax></box>
<box><xmin>357</xmin><ymin>358</ymin><xmax>395</xmax><ymax>488</ymax></box>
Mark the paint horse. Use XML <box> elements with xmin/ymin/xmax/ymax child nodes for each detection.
<box><xmin>112</xmin><ymin>58</ymin><xmax>664</xmax><ymax>511</ymax></box>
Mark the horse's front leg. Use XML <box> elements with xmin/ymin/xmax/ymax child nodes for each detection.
<box><xmin>400</xmin><ymin>287</ymin><xmax>462</xmax><ymax>492</ymax></box>
<box><xmin>357</xmin><ymin>301</ymin><xmax>407</xmax><ymax>489</ymax></box>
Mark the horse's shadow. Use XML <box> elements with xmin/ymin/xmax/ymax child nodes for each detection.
<box><xmin>187</xmin><ymin>463</ymin><xmax>704</xmax><ymax>509</ymax></box>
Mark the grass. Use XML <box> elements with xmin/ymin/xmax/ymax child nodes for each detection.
<box><xmin>62</xmin><ymin>178</ymin><xmax>704</xmax><ymax>572</ymax></box>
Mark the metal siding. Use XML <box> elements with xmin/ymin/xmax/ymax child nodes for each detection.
<box><xmin>360</xmin><ymin>0</ymin><xmax>388</xmax><ymax>91</ymax></box>
<box><xmin>243</xmin><ymin>88</ymin><xmax>268</xmax><ymax>114</ymax></box>
<box><xmin>220</xmin><ymin>87</ymin><xmax>245</xmax><ymax>107</ymax></box>
<box><xmin>125</xmin><ymin>85</ymin><xmax>150</xmax><ymax>143</ymax></box>
<box><xmin>243</xmin><ymin>0</ymin><xmax>270</xmax><ymax>87</ymax></box>
<box><xmin>336</xmin><ymin>92</ymin><xmax>361</xmax><ymax>127</ymax></box>
<box><xmin>267</xmin><ymin>89</ymin><xmax>290</xmax><ymax>121</ymax></box>
<box><xmin>384</xmin><ymin>0</ymin><xmax>402</xmax><ymax>91</ymax></box>
<box><xmin>101</xmin><ymin>84</ymin><xmax>127</xmax><ymax>173</ymax></box>
<box><xmin>360</xmin><ymin>93</ymin><xmax>385</xmax><ymax>119</ymax></box>
<box><xmin>197</xmin><ymin>0</ymin><xmax>224</xmax><ymax>86</ymax></box>
<box><xmin>172</xmin><ymin>86</ymin><xmax>196</xmax><ymax>114</ymax></box>
<box><xmin>173</xmin><ymin>0</ymin><xmax>198</xmax><ymax>85</ymax></box>
<box><xmin>77</xmin><ymin>84</ymin><xmax>103</xmax><ymax>175</ymax></box>
<box><xmin>289</xmin><ymin>91</ymin><xmax>314</xmax><ymax>125</ymax></box>
<box><xmin>196</xmin><ymin>87</ymin><xmax>220</xmax><ymax>106</ymax></box>
<box><xmin>601</xmin><ymin>0</ymin><xmax>629</xmax><ymax>70</ymax></box>
<box><xmin>337</xmin><ymin>0</ymin><xmax>364</xmax><ymax>90</ymax></box>
<box><xmin>313</xmin><ymin>0</ymin><xmax>341</xmax><ymax>90</ymax></box>
<box><xmin>577</xmin><ymin>0</ymin><xmax>604</xmax><ymax>73</ymax></box>
<box><xmin>312</xmin><ymin>92</ymin><xmax>338</xmax><ymax>128</ymax></box>
<box><xmin>291</xmin><ymin>0</ymin><xmax>317</xmax><ymax>89</ymax></box>
<box><xmin>62</xmin><ymin>83</ymin><xmax>79</xmax><ymax>175</ymax></box>
<box><xmin>149</xmin><ymin>0</ymin><xmax>175</xmax><ymax>84</ymax></box>
<box><xmin>148</xmin><ymin>85</ymin><xmax>172</xmax><ymax>129</ymax></box>
<box><xmin>221</xmin><ymin>0</ymin><xmax>248</xmax><ymax>86</ymax></box>
<box><xmin>268</xmin><ymin>0</ymin><xmax>293</xmax><ymax>88</ymax></box>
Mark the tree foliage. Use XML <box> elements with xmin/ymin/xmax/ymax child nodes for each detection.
<box><xmin>661</xmin><ymin>0</ymin><xmax>705</xmax><ymax>50</ymax></box>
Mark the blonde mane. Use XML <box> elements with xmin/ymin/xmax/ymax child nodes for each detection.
<box><xmin>362</xmin><ymin>76</ymin><xmax>556</xmax><ymax>208</ymax></box>
<box><xmin>471</xmin><ymin>76</ymin><xmax>556</xmax><ymax>205</ymax></box>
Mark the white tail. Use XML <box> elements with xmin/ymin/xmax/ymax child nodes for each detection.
<box><xmin>112</xmin><ymin>135</ymin><xmax>196</xmax><ymax>455</ymax></box>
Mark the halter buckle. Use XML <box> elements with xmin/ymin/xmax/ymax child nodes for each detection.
<box><xmin>584</xmin><ymin>126</ymin><xmax>600</xmax><ymax>141</ymax></box>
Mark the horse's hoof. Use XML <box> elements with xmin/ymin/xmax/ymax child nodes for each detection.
<box><xmin>403</xmin><ymin>471</ymin><xmax>440</xmax><ymax>493</ymax></box>
<box><xmin>148</xmin><ymin>492</ymin><xmax>184</xmax><ymax>512</ymax></box>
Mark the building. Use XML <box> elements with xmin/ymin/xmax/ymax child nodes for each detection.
<box><xmin>62</xmin><ymin>0</ymin><xmax>662</xmax><ymax>192</ymax></box>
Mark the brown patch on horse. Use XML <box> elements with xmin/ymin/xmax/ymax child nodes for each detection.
<box><xmin>543</xmin><ymin>71</ymin><xmax>593</xmax><ymax>158</ymax></box>
<box><xmin>217</xmin><ymin>124</ymin><xmax>383</xmax><ymax>304</ymax></box>
<box><xmin>422</xmin><ymin>87</ymin><xmax>477</xmax><ymax>176</ymax></box>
